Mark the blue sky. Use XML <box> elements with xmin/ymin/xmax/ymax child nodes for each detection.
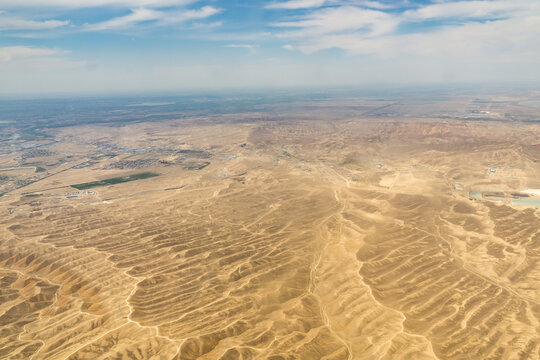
<box><xmin>0</xmin><ymin>0</ymin><xmax>539</xmax><ymax>94</ymax></box>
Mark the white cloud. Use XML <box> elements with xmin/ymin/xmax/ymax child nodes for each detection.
<box><xmin>294</xmin><ymin>13</ymin><xmax>540</xmax><ymax>64</ymax></box>
<box><xmin>0</xmin><ymin>15</ymin><xmax>69</xmax><ymax>30</ymax></box>
<box><xmin>266</xmin><ymin>0</ymin><xmax>396</xmax><ymax>10</ymax></box>
<box><xmin>225</xmin><ymin>44</ymin><xmax>257</xmax><ymax>49</ymax></box>
<box><xmin>224</xmin><ymin>44</ymin><xmax>258</xmax><ymax>54</ymax></box>
<box><xmin>0</xmin><ymin>46</ymin><xmax>65</xmax><ymax>61</ymax></box>
<box><xmin>178</xmin><ymin>7</ymin><xmax>221</xmax><ymax>23</ymax></box>
<box><xmin>273</xmin><ymin>6</ymin><xmax>398</xmax><ymax>38</ymax></box>
<box><xmin>191</xmin><ymin>21</ymin><xmax>223</xmax><ymax>29</ymax></box>
<box><xmin>347</xmin><ymin>1</ymin><xmax>395</xmax><ymax>10</ymax></box>
<box><xmin>283</xmin><ymin>44</ymin><xmax>294</xmax><ymax>50</ymax></box>
<box><xmin>0</xmin><ymin>1</ymin><xmax>217</xmax><ymax>33</ymax></box>
<box><xmin>266</xmin><ymin>0</ymin><xmax>327</xmax><ymax>9</ymax></box>
<box><xmin>272</xmin><ymin>1</ymin><xmax>540</xmax><ymax>63</ymax></box>
<box><xmin>83</xmin><ymin>8</ymin><xmax>160</xmax><ymax>31</ymax></box>
<box><xmin>0</xmin><ymin>46</ymin><xmax>90</xmax><ymax>86</ymax></box>
<box><xmin>83</xmin><ymin>6</ymin><xmax>221</xmax><ymax>31</ymax></box>
<box><xmin>404</xmin><ymin>1</ymin><xmax>537</xmax><ymax>20</ymax></box>
<box><xmin>0</xmin><ymin>0</ymin><xmax>196</xmax><ymax>9</ymax></box>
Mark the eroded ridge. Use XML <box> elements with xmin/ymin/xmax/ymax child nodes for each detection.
<box><xmin>2</xmin><ymin>168</ymin><xmax>354</xmax><ymax>359</ymax></box>
<box><xmin>1</xmin><ymin>113</ymin><xmax>539</xmax><ymax>359</ymax></box>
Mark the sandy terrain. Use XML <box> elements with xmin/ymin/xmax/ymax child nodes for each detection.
<box><xmin>0</xmin><ymin>112</ymin><xmax>539</xmax><ymax>359</ymax></box>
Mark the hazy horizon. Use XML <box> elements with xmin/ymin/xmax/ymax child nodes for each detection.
<box><xmin>1</xmin><ymin>82</ymin><xmax>539</xmax><ymax>101</ymax></box>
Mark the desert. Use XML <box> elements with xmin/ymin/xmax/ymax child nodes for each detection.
<box><xmin>0</xmin><ymin>92</ymin><xmax>539</xmax><ymax>359</ymax></box>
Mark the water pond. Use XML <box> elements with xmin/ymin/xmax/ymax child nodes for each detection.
<box><xmin>511</xmin><ymin>198</ymin><xmax>540</xmax><ymax>207</ymax></box>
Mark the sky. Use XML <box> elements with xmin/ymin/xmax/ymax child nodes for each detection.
<box><xmin>0</xmin><ymin>0</ymin><xmax>539</xmax><ymax>95</ymax></box>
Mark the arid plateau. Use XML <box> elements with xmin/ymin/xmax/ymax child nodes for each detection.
<box><xmin>0</xmin><ymin>93</ymin><xmax>539</xmax><ymax>359</ymax></box>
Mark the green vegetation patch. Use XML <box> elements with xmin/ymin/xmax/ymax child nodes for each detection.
<box><xmin>184</xmin><ymin>162</ymin><xmax>210</xmax><ymax>171</ymax></box>
<box><xmin>71</xmin><ymin>172</ymin><xmax>159</xmax><ymax>190</ymax></box>
<box><xmin>23</xmin><ymin>162</ymin><xmax>43</xmax><ymax>166</ymax></box>
<box><xmin>0</xmin><ymin>175</ymin><xmax>9</xmax><ymax>181</ymax></box>
<box><xmin>35</xmin><ymin>167</ymin><xmax>46</xmax><ymax>173</ymax></box>
<box><xmin>177</xmin><ymin>149</ymin><xmax>209</xmax><ymax>156</ymax></box>
<box><xmin>91</xmin><ymin>153</ymin><xmax>117</xmax><ymax>160</ymax></box>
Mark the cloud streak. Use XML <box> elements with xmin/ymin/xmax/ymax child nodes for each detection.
<box><xmin>266</xmin><ymin>0</ymin><xmax>327</xmax><ymax>9</ymax></box>
<box><xmin>0</xmin><ymin>0</ymin><xmax>196</xmax><ymax>9</ymax></box>
<box><xmin>225</xmin><ymin>44</ymin><xmax>257</xmax><ymax>49</ymax></box>
<box><xmin>266</xmin><ymin>0</ymin><xmax>396</xmax><ymax>10</ymax></box>
<box><xmin>273</xmin><ymin>6</ymin><xmax>397</xmax><ymax>37</ymax></box>
<box><xmin>403</xmin><ymin>1</ymin><xmax>537</xmax><ymax>20</ymax></box>
<box><xmin>0</xmin><ymin>15</ymin><xmax>69</xmax><ymax>31</ymax></box>
<box><xmin>224</xmin><ymin>44</ymin><xmax>258</xmax><ymax>53</ymax></box>
<box><xmin>82</xmin><ymin>6</ymin><xmax>221</xmax><ymax>31</ymax></box>
<box><xmin>0</xmin><ymin>46</ymin><xmax>66</xmax><ymax>61</ymax></box>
